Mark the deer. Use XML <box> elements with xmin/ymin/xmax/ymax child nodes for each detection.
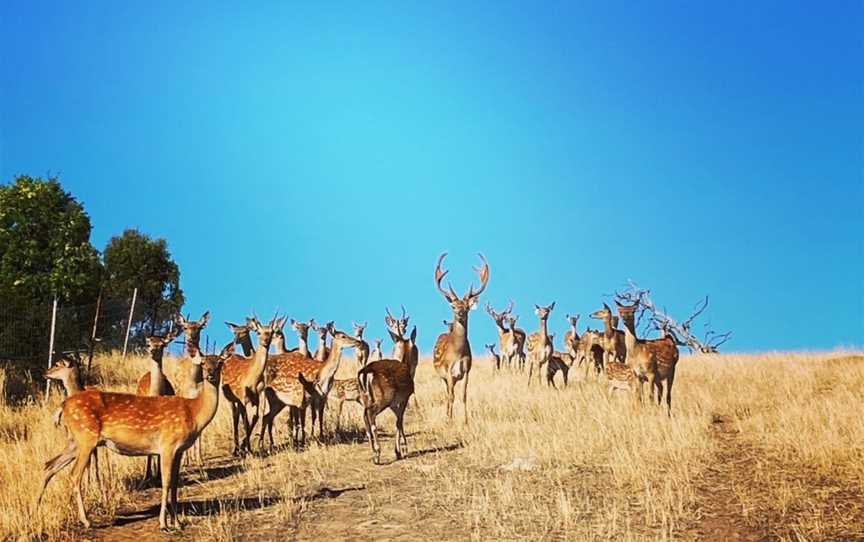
<box><xmin>485</xmin><ymin>343</ymin><xmax>501</xmax><ymax>371</ymax></box>
<box><xmin>564</xmin><ymin>314</ymin><xmax>580</xmax><ymax>359</ymax></box>
<box><xmin>432</xmin><ymin>252</ymin><xmax>490</xmax><ymax>425</ymax></box>
<box><xmin>616</xmin><ymin>301</ymin><xmax>679</xmax><ymax>415</ymax></box>
<box><xmin>486</xmin><ymin>302</ymin><xmax>518</xmax><ymax>370</ymax></box>
<box><xmin>526</xmin><ymin>302</ymin><xmax>555</xmax><ymax>387</ymax></box>
<box><xmin>357</xmin><ymin>352</ymin><xmax>415</xmax><ymax>464</ymax></box>
<box><xmin>226</xmin><ymin>320</ymin><xmax>255</xmax><ymax>356</ymax></box>
<box><xmin>506</xmin><ymin>314</ymin><xmax>527</xmax><ymax>371</ymax></box>
<box><xmin>331</xmin><ymin>328</ymin><xmax>370</xmax><ymax>432</ymax></box>
<box><xmin>259</xmin><ymin>330</ymin><xmax>362</xmax><ymax>449</ymax></box>
<box><xmin>287</xmin><ymin>319</ymin><xmax>313</xmax><ymax>357</ymax></box>
<box><xmin>137</xmin><ymin>333</ymin><xmax>182</xmax><ymax>483</ymax></box>
<box><xmin>44</xmin><ymin>357</ymin><xmax>101</xmax><ymax>487</ymax></box>
<box><xmin>589</xmin><ymin>304</ymin><xmax>627</xmax><ymax>367</ymax></box>
<box><xmin>385</xmin><ymin>307</ymin><xmax>419</xmax><ymax>379</ymax></box>
<box><xmin>173</xmin><ymin>312</ymin><xmax>211</xmax><ymax>467</ymax></box>
<box><xmin>136</xmin><ymin>330</ymin><xmax>180</xmax><ymax>396</ymax></box>
<box><xmin>220</xmin><ymin>315</ymin><xmax>279</xmax><ymax>455</ymax></box>
<box><xmin>546</xmin><ymin>345</ymin><xmax>571</xmax><ymax>389</ymax></box>
<box><xmin>371</xmin><ymin>338</ymin><xmax>383</xmax><ymax>361</ymax></box>
<box><xmin>576</xmin><ymin>328</ymin><xmax>606</xmax><ymax>379</ymax></box>
<box><xmin>311</xmin><ymin>320</ymin><xmax>333</xmax><ymax>361</ymax></box>
<box><xmin>37</xmin><ymin>343</ymin><xmax>234</xmax><ymax>532</ymax></box>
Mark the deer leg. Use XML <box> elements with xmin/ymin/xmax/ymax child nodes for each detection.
<box><xmin>317</xmin><ymin>397</ymin><xmax>326</xmax><ymax>439</ymax></box>
<box><xmin>71</xmin><ymin>441</ymin><xmax>95</xmax><ymax>529</ymax></box>
<box><xmin>169</xmin><ymin>451</ymin><xmax>183</xmax><ymax>529</ymax></box>
<box><xmin>527</xmin><ymin>359</ymin><xmax>534</xmax><ymax>387</ymax></box>
<box><xmin>444</xmin><ymin>377</ymin><xmax>455</xmax><ymax>419</ymax></box>
<box><xmin>243</xmin><ymin>399</ymin><xmax>259</xmax><ymax>453</ymax></box>
<box><xmin>461</xmin><ymin>371</ymin><xmax>470</xmax><ymax>426</ymax></box>
<box><xmin>158</xmin><ymin>451</ymin><xmax>173</xmax><ymax>531</ymax></box>
<box><xmin>665</xmin><ymin>369</ymin><xmax>675</xmax><ymax>417</ymax></box>
<box><xmin>394</xmin><ymin>402</ymin><xmax>407</xmax><ymax>460</ymax></box>
<box><xmin>37</xmin><ymin>439</ymin><xmax>77</xmax><ymax>507</ymax></box>
<box><xmin>335</xmin><ymin>399</ymin><xmax>343</xmax><ymax>432</ymax></box>
<box><xmin>363</xmin><ymin>406</ymin><xmax>380</xmax><ymax>464</ymax></box>
<box><xmin>563</xmin><ymin>366</ymin><xmax>569</xmax><ymax>388</ymax></box>
<box><xmin>230</xmin><ymin>402</ymin><xmax>241</xmax><ymax>456</ymax></box>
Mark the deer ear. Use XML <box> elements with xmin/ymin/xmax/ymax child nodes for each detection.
<box><xmin>220</xmin><ymin>341</ymin><xmax>236</xmax><ymax>358</ymax></box>
<box><xmin>550</xmin><ymin>302</ymin><xmax>556</xmax><ymax>311</ymax></box>
<box><xmin>200</xmin><ymin>311</ymin><xmax>211</xmax><ymax>326</ymax></box>
<box><xmin>410</xmin><ymin>326</ymin><xmax>417</xmax><ymax>342</ymax></box>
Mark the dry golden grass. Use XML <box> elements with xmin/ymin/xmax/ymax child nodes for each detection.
<box><xmin>0</xmin><ymin>350</ymin><xmax>861</xmax><ymax>540</ymax></box>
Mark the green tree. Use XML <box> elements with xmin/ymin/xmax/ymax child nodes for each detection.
<box><xmin>103</xmin><ymin>229</ymin><xmax>184</xmax><ymax>343</ymax></box>
<box><xmin>0</xmin><ymin>175</ymin><xmax>102</xmax><ymax>370</ymax></box>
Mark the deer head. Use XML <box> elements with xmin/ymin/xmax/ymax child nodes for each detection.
<box><xmin>45</xmin><ymin>357</ymin><xmax>80</xmax><ymax>387</ymax></box>
<box><xmin>146</xmin><ymin>328</ymin><xmax>181</xmax><ymax>364</ymax></box>
<box><xmin>385</xmin><ymin>306</ymin><xmax>409</xmax><ymax>337</ymax></box>
<box><xmin>352</xmin><ymin>321</ymin><xmax>368</xmax><ymax>339</ymax></box>
<box><xmin>590</xmin><ymin>303</ymin><xmax>613</xmax><ymax>322</ymax></box>
<box><xmin>248</xmin><ymin>315</ymin><xmax>279</xmax><ymax>350</ymax></box>
<box><xmin>434</xmin><ymin>252</ymin><xmax>490</xmax><ymax>326</ymax></box>
<box><xmin>534</xmin><ymin>302</ymin><xmax>555</xmax><ymax>321</ymax></box>
<box><xmin>566</xmin><ymin>313</ymin><xmax>580</xmax><ymax>329</ymax></box>
<box><xmin>176</xmin><ymin>311</ymin><xmax>210</xmax><ymax>354</ymax></box>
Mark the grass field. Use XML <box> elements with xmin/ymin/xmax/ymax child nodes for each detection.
<box><xmin>1</xmin><ymin>350</ymin><xmax>862</xmax><ymax>541</ymax></box>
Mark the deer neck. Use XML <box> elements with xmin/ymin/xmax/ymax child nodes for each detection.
<box><xmin>356</xmin><ymin>342</ymin><xmax>370</xmax><ymax>367</ymax></box>
<box><xmin>296</xmin><ymin>334</ymin><xmax>309</xmax><ymax>357</ymax></box>
<box><xmin>316</xmin><ymin>343</ymin><xmax>345</xmax><ymax>396</ymax></box>
<box><xmin>148</xmin><ymin>358</ymin><xmax>166</xmax><ymax>395</ymax></box>
<box><xmin>188</xmin><ymin>354</ymin><xmax>204</xmax><ymax>388</ymax></box>
<box><xmin>272</xmin><ymin>334</ymin><xmax>288</xmax><ymax>354</ymax></box>
<box><xmin>449</xmin><ymin>317</ymin><xmax>468</xmax><ymax>346</ymax></box>
<box><xmin>248</xmin><ymin>343</ymin><xmax>269</xmax><ymax>382</ymax></box>
<box><xmin>602</xmin><ymin>313</ymin><xmax>616</xmax><ymax>339</ymax></box>
<box><xmin>238</xmin><ymin>335</ymin><xmax>255</xmax><ymax>357</ymax></box>
<box><xmin>539</xmin><ymin>317</ymin><xmax>550</xmax><ymax>345</ymax></box>
<box><xmin>190</xmin><ymin>374</ymin><xmax>221</xmax><ymax>432</ymax></box>
<box><xmin>61</xmin><ymin>371</ymin><xmax>85</xmax><ymax>395</ymax></box>
<box><xmin>314</xmin><ymin>335</ymin><xmax>327</xmax><ymax>361</ymax></box>
<box><xmin>186</xmin><ymin>331</ymin><xmax>201</xmax><ymax>358</ymax></box>
<box><xmin>621</xmin><ymin>316</ymin><xmax>638</xmax><ymax>353</ymax></box>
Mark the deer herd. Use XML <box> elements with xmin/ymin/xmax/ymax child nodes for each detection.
<box><xmin>36</xmin><ymin>252</ymin><xmax>680</xmax><ymax>532</ymax></box>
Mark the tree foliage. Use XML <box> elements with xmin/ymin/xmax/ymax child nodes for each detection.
<box><xmin>103</xmin><ymin>229</ymin><xmax>184</xmax><ymax>340</ymax></box>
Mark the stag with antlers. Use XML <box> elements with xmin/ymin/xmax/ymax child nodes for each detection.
<box><xmin>432</xmin><ymin>252</ymin><xmax>490</xmax><ymax>425</ymax></box>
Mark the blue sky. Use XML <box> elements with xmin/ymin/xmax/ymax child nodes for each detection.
<box><xmin>1</xmin><ymin>2</ymin><xmax>861</xmax><ymax>352</ymax></box>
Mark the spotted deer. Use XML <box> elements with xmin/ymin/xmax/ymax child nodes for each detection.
<box><xmin>44</xmin><ymin>357</ymin><xmax>101</xmax><ymax>486</ymax></box>
<box><xmin>287</xmin><ymin>319</ymin><xmax>312</xmax><ymax>357</ymax></box>
<box><xmin>357</xmin><ymin>354</ymin><xmax>415</xmax><ymax>464</ymax></box>
<box><xmin>432</xmin><ymin>253</ymin><xmax>490</xmax><ymax>424</ymax></box>
<box><xmin>259</xmin><ymin>330</ymin><xmax>361</xmax><ymax>449</ymax></box>
<box><xmin>576</xmin><ymin>328</ymin><xmax>606</xmax><ymax>379</ymax></box>
<box><xmin>37</xmin><ymin>344</ymin><xmax>233</xmax><ymax>532</ymax></box>
<box><xmin>526</xmin><ymin>302</ymin><xmax>555</xmax><ymax>386</ymax></box>
<box><xmin>220</xmin><ymin>316</ymin><xmax>279</xmax><ymax>455</ymax></box>
<box><xmin>331</xmin><ymin>328</ymin><xmax>370</xmax><ymax>431</ymax></box>
<box><xmin>616</xmin><ymin>301</ymin><xmax>679</xmax><ymax>414</ymax></box>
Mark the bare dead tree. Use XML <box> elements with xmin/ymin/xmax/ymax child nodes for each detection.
<box><xmin>613</xmin><ymin>280</ymin><xmax>732</xmax><ymax>354</ymax></box>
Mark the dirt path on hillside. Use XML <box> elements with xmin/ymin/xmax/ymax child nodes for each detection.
<box><xmin>67</xmin><ymin>435</ymin><xmax>466</xmax><ymax>542</ymax></box>
<box><xmin>693</xmin><ymin>414</ymin><xmax>768</xmax><ymax>541</ymax></box>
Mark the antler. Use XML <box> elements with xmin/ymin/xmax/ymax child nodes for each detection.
<box><xmin>385</xmin><ymin>307</ymin><xmax>396</xmax><ymax>328</ymax></box>
<box><xmin>434</xmin><ymin>252</ymin><xmax>460</xmax><ymax>302</ymax></box>
<box><xmin>466</xmin><ymin>253</ymin><xmax>490</xmax><ymax>299</ymax></box>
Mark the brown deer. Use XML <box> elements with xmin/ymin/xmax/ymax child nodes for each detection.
<box><xmin>357</xmin><ymin>355</ymin><xmax>415</xmax><ymax>464</ymax></box>
<box><xmin>137</xmin><ymin>333</ymin><xmax>182</xmax><ymax>482</ymax></box>
<box><xmin>135</xmin><ymin>331</ymin><xmax>180</xmax><ymax>396</ymax></box>
<box><xmin>546</xmin><ymin>346</ymin><xmax>571</xmax><ymax>389</ymax></box>
<box><xmin>616</xmin><ymin>301</ymin><xmax>679</xmax><ymax>414</ymax></box>
<box><xmin>576</xmin><ymin>328</ymin><xmax>606</xmax><ymax>379</ymax></box>
<box><xmin>220</xmin><ymin>316</ymin><xmax>279</xmax><ymax>455</ymax></box>
<box><xmin>564</xmin><ymin>314</ymin><xmax>580</xmax><ymax>359</ymax></box>
<box><xmin>310</xmin><ymin>320</ymin><xmax>333</xmax><ymax>361</ymax></box>
<box><xmin>286</xmin><ymin>319</ymin><xmax>312</xmax><ymax>357</ymax></box>
<box><xmin>506</xmin><ymin>314</ymin><xmax>527</xmax><ymax>371</ymax></box>
<box><xmin>385</xmin><ymin>307</ymin><xmax>419</xmax><ymax>378</ymax></box>
<box><xmin>526</xmin><ymin>302</ymin><xmax>555</xmax><ymax>386</ymax></box>
<box><xmin>37</xmin><ymin>344</ymin><xmax>233</xmax><ymax>532</ymax></box>
<box><xmin>589</xmin><ymin>304</ymin><xmax>627</xmax><ymax>366</ymax></box>
<box><xmin>225</xmin><ymin>320</ymin><xmax>255</xmax><ymax>356</ymax></box>
<box><xmin>486</xmin><ymin>302</ymin><xmax>518</xmax><ymax>370</ymax></box>
<box><xmin>432</xmin><ymin>252</ymin><xmax>490</xmax><ymax>424</ymax></box>
<box><xmin>371</xmin><ymin>338</ymin><xmax>383</xmax><ymax>361</ymax></box>
<box><xmin>172</xmin><ymin>312</ymin><xmax>212</xmax><ymax>467</ymax></box>
<box><xmin>485</xmin><ymin>343</ymin><xmax>501</xmax><ymax>371</ymax></box>
<box><xmin>259</xmin><ymin>330</ymin><xmax>361</xmax><ymax>449</ymax></box>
